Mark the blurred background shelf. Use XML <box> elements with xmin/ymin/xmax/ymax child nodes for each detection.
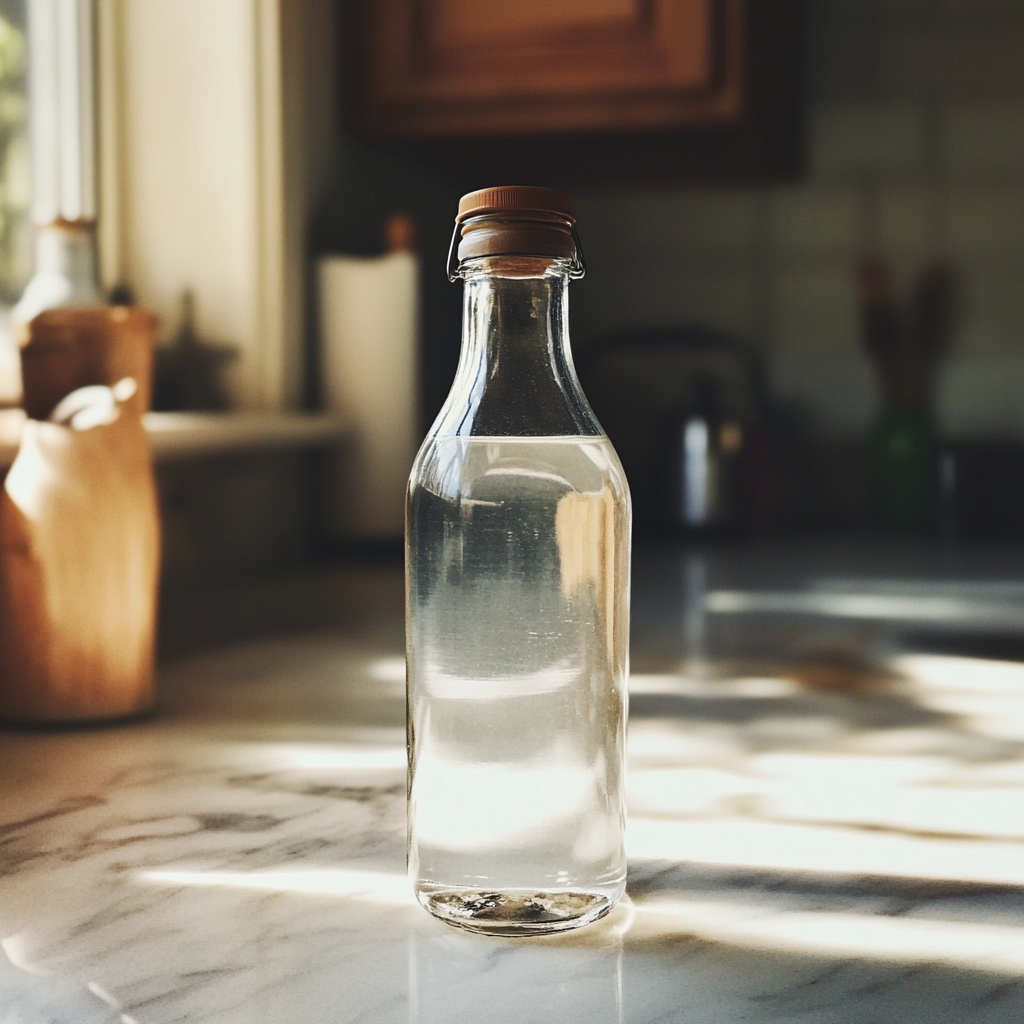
<box><xmin>0</xmin><ymin>409</ymin><xmax>348</xmax><ymax>469</ymax></box>
<box><xmin>143</xmin><ymin>411</ymin><xmax>348</xmax><ymax>461</ymax></box>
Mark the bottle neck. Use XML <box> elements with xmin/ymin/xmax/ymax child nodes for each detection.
<box><xmin>433</xmin><ymin>257</ymin><xmax>600</xmax><ymax>438</ymax></box>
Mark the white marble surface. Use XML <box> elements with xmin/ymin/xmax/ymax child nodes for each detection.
<box><xmin>5</xmin><ymin>559</ymin><xmax>1024</xmax><ymax>1021</ymax></box>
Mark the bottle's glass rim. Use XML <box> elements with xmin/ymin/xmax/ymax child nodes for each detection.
<box><xmin>447</xmin><ymin>224</ymin><xmax>585</xmax><ymax>281</ymax></box>
<box><xmin>456</xmin><ymin>254</ymin><xmax>581</xmax><ymax>282</ymax></box>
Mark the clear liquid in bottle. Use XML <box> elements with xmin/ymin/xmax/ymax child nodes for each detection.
<box><xmin>407</xmin><ymin>435</ymin><xmax>629</xmax><ymax>935</ymax></box>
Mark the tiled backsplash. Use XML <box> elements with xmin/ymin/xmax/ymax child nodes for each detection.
<box><xmin>573</xmin><ymin>0</ymin><xmax>1024</xmax><ymax>440</ymax></box>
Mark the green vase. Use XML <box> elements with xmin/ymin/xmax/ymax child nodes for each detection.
<box><xmin>869</xmin><ymin>409</ymin><xmax>936</xmax><ymax>535</ymax></box>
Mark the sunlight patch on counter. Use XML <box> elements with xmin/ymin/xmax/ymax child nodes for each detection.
<box><xmin>139</xmin><ymin>868</ymin><xmax>413</xmax><ymax>904</ymax></box>
<box><xmin>627</xmin><ymin>751</ymin><xmax>1024</xmax><ymax>840</ymax></box>
<box><xmin>1</xmin><ymin>934</ymin><xmax>49</xmax><ymax>975</ymax></box>
<box><xmin>628</xmin><ymin>674</ymin><xmax>800</xmax><ymax>699</ymax></box>
<box><xmin>627</xmin><ymin>816</ymin><xmax>1024</xmax><ymax>886</ymax></box>
<box><xmin>368</xmin><ymin>657</ymin><xmax>407</xmax><ymax>685</ymax></box>
<box><xmin>895</xmin><ymin>653</ymin><xmax>1024</xmax><ymax>740</ymax></box>
<box><xmin>266</xmin><ymin>744</ymin><xmax>407</xmax><ymax>770</ymax></box>
<box><xmin>896</xmin><ymin>653</ymin><xmax>1024</xmax><ymax>693</ymax></box>
<box><xmin>629</xmin><ymin>767</ymin><xmax>762</xmax><ymax>818</ymax></box>
<box><xmin>706</xmin><ymin>590</ymin><xmax>981</xmax><ymax>622</ymax></box>
<box><xmin>633</xmin><ymin>899</ymin><xmax>1024</xmax><ymax>974</ymax></box>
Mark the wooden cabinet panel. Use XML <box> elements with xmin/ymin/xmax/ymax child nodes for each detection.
<box><xmin>357</xmin><ymin>0</ymin><xmax>741</xmax><ymax>137</ymax></box>
<box><xmin>433</xmin><ymin>0</ymin><xmax>638</xmax><ymax>45</ymax></box>
<box><xmin>418</xmin><ymin>0</ymin><xmax>712</xmax><ymax>97</ymax></box>
<box><xmin>346</xmin><ymin>0</ymin><xmax>803</xmax><ymax>182</ymax></box>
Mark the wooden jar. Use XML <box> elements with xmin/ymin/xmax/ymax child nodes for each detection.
<box><xmin>0</xmin><ymin>307</ymin><xmax>161</xmax><ymax>723</ymax></box>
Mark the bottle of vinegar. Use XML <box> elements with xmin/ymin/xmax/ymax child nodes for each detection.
<box><xmin>406</xmin><ymin>186</ymin><xmax>631</xmax><ymax>936</ymax></box>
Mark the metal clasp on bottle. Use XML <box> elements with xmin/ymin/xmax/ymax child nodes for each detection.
<box><xmin>446</xmin><ymin>222</ymin><xmax>587</xmax><ymax>282</ymax></box>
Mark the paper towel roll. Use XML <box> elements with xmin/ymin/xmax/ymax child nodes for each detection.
<box><xmin>318</xmin><ymin>250</ymin><xmax>419</xmax><ymax>540</ymax></box>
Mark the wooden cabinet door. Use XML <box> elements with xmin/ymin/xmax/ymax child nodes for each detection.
<box><xmin>354</xmin><ymin>0</ymin><xmax>744</xmax><ymax>138</ymax></box>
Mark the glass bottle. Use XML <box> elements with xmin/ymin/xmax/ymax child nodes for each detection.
<box><xmin>406</xmin><ymin>186</ymin><xmax>631</xmax><ymax>936</ymax></box>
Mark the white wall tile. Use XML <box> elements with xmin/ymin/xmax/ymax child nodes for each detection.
<box><xmin>769</xmin><ymin>353</ymin><xmax>878</xmax><ymax>438</ymax></box>
<box><xmin>573</xmin><ymin>262</ymin><xmax>756</xmax><ymax>343</ymax></box>
<box><xmin>936</xmin><ymin>355</ymin><xmax>1024</xmax><ymax>438</ymax></box>
<box><xmin>773</xmin><ymin>266</ymin><xmax>860</xmax><ymax>354</ymax></box>
<box><xmin>879</xmin><ymin>28</ymin><xmax>1024</xmax><ymax>99</ymax></box>
<box><xmin>770</xmin><ymin>188</ymin><xmax>862</xmax><ymax>253</ymax></box>
<box><xmin>951</xmin><ymin>268</ymin><xmax>1024</xmax><ymax>354</ymax></box>
<box><xmin>947</xmin><ymin>189</ymin><xmax>1024</xmax><ymax>258</ymax></box>
<box><xmin>810</xmin><ymin>104</ymin><xmax>926</xmax><ymax>174</ymax></box>
<box><xmin>575</xmin><ymin>189</ymin><xmax>758</xmax><ymax>258</ymax></box>
<box><xmin>937</xmin><ymin>0</ymin><xmax>1024</xmax><ymax>23</ymax></box>
<box><xmin>805</xmin><ymin>0</ymin><xmax>875</xmax><ymax>102</ymax></box>
<box><xmin>876</xmin><ymin>187</ymin><xmax>935</xmax><ymax>257</ymax></box>
<box><xmin>941</xmin><ymin>103</ymin><xmax>1024</xmax><ymax>175</ymax></box>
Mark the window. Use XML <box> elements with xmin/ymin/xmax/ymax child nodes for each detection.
<box><xmin>0</xmin><ymin>0</ymin><xmax>29</xmax><ymax>308</ymax></box>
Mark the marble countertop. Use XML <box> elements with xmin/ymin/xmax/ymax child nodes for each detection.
<box><xmin>5</xmin><ymin>545</ymin><xmax>1024</xmax><ymax>1023</ymax></box>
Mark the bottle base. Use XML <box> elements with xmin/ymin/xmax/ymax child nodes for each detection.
<box><xmin>417</xmin><ymin>886</ymin><xmax>615</xmax><ymax>936</ymax></box>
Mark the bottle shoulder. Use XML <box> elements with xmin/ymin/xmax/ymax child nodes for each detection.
<box><xmin>426</xmin><ymin>372</ymin><xmax>604</xmax><ymax>440</ymax></box>
<box><xmin>409</xmin><ymin>434</ymin><xmax>630</xmax><ymax>509</ymax></box>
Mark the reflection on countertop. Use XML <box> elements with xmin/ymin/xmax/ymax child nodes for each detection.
<box><xmin>5</xmin><ymin>541</ymin><xmax>1024</xmax><ymax>1023</ymax></box>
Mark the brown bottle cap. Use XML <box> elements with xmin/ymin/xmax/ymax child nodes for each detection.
<box><xmin>452</xmin><ymin>185</ymin><xmax>581</xmax><ymax>272</ymax></box>
<box><xmin>457</xmin><ymin>186</ymin><xmax>574</xmax><ymax>224</ymax></box>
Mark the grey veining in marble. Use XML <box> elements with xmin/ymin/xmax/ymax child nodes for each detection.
<box><xmin>4</xmin><ymin>551</ymin><xmax>1024</xmax><ymax>1022</ymax></box>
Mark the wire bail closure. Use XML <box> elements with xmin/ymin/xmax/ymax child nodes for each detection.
<box><xmin>446</xmin><ymin>221</ymin><xmax>586</xmax><ymax>282</ymax></box>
